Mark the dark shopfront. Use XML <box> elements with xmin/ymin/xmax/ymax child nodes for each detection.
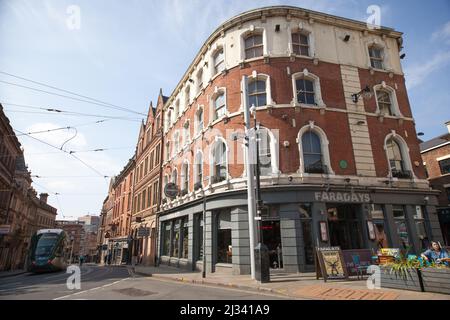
<box><xmin>157</xmin><ymin>187</ymin><xmax>443</xmax><ymax>275</ymax></box>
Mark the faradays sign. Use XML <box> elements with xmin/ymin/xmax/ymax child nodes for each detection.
<box><xmin>315</xmin><ymin>191</ymin><xmax>371</xmax><ymax>203</ymax></box>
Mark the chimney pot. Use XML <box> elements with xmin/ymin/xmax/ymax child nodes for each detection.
<box><xmin>39</xmin><ymin>193</ymin><xmax>49</xmax><ymax>203</ymax></box>
<box><xmin>446</xmin><ymin>121</ymin><xmax>450</xmax><ymax>134</ymax></box>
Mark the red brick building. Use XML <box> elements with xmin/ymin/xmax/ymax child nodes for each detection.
<box><xmin>420</xmin><ymin>121</ymin><xmax>450</xmax><ymax>245</ymax></box>
<box><xmin>157</xmin><ymin>6</ymin><xmax>442</xmax><ymax>275</ymax></box>
<box><xmin>131</xmin><ymin>91</ymin><xmax>166</xmax><ymax>266</ymax></box>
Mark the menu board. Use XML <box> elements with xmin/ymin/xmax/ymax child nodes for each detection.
<box><xmin>315</xmin><ymin>247</ymin><xmax>348</xmax><ymax>282</ymax></box>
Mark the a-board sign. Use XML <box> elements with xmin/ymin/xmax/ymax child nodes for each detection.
<box><xmin>315</xmin><ymin>246</ymin><xmax>349</xmax><ymax>282</ymax></box>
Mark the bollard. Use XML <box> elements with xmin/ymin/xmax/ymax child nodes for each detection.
<box><xmin>255</xmin><ymin>243</ymin><xmax>270</xmax><ymax>283</ymax></box>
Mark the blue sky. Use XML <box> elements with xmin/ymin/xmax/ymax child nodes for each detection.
<box><xmin>0</xmin><ymin>0</ymin><xmax>449</xmax><ymax>220</ymax></box>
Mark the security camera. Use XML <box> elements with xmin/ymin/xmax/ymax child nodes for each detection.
<box><xmin>250</xmin><ymin>105</ymin><xmax>256</xmax><ymax>115</ymax></box>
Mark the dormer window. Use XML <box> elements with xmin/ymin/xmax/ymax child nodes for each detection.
<box><xmin>369</xmin><ymin>46</ymin><xmax>384</xmax><ymax>69</ymax></box>
<box><xmin>244</xmin><ymin>33</ymin><xmax>263</xmax><ymax>59</ymax></box>
<box><xmin>292</xmin><ymin>32</ymin><xmax>309</xmax><ymax>56</ymax></box>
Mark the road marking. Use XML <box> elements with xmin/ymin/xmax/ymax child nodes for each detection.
<box><xmin>53</xmin><ymin>277</ymin><xmax>130</xmax><ymax>300</ymax></box>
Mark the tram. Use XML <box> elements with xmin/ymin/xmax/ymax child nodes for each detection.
<box><xmin>28</xmin><ymin>229</ymin><xmax>70</xmax><ymax>273</ymax></box>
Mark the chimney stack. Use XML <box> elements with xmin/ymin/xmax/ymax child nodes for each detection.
<box><xmin>446</xmin><ymin>121</ymin><xmax>450</xmax><ymax>134</ymax></box>
<box><xmin>40</xmin><ymin>193</ymin><xmax>49</xmax><ymax>203</ymax></box>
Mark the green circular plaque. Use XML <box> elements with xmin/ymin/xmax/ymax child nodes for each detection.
<box><xmin>339</xmin><ymin>160</ymin><xmax>348</xmax><ymax>169</ymax></box>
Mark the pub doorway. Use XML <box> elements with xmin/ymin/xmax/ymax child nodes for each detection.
<box><xmin>327</xmin><ymin>204</ymin><xmax>364</xmax><ymax>250</ymax></box>
<box><xmin>261</xmin><ymin>220</ymin><xmax>283</xmax><ymax>269</ymax></box>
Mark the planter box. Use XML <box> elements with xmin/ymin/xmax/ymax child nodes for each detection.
<box><xmin>421</xmin><ymin>268</ymin><xmax>450</xmax><ymax>295</ymax></box>
<box><xmin>380</xmin><ymin>266</ymin><xmax>423</xmax><ymax>292</ymax></box>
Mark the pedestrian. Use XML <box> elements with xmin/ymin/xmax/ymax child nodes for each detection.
<box><xmin>421</xmin><ymin>241</ymin><xmax>449</xmax><ymax>266</ymax></box>
<box><xmin>79</xmin><ymin>255</ymin><xmax>84</xmax><ymax>266</ymax></box>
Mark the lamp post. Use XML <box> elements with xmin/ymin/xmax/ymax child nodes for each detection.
<box><xmin>242</xmin><ymin>75</ymin><xmax>257</xmax><ymax>280</ymax></box>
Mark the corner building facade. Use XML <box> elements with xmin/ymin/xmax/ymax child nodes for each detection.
<box><xmin>157</xmin><ymin>6</ymin><xmax>443</xmax><ymax>275</ymax></box>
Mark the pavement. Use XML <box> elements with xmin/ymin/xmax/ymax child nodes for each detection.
<box><xmin>132</xmin><ymin>265</ymin><xmax>450</xmax><ymax>300</ymax></box>
<box><xmin>0</xmin><ymin>269</ymin><xmax>27</xmax><ymax>278</ymax></box>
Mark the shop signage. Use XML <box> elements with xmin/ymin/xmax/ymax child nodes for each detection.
<box><xmin>314</xmin><ymin>191</ymin><xmax>371</xmax><ymax>203</ymax></box>
<box><xmin>137</xmin><ymin>227</ymin><xmax>150</xmax><ymax>237</ymax></box>
<box><xmin>0</xmin><ymin>225</ymin><xmax>11</xmax><ymax>235</ymax></box>
<box><xmin>164</xmin><ymin>183</ymin><xmax>179</xmax><ymax>199</ymax></box>
<box><xmin>315</xmin><ymin>246</ymin><xmax>348</xmax><ymax>282</ymax></box>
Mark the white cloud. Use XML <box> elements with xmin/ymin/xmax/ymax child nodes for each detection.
<box><xmin>405</xmin><ymin>51</ymin><xmax>450</xmax><ymax>89</ymax></box>
<box><xmin>432</xmin><ymin>21</ymin><xmax>450</xmax><ymax>44</ymax></box>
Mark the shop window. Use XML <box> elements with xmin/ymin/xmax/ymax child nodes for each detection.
<box><xmin>248</xmin><ymin>79</ymin><xmax>266</xmax><ymax>107</ymax></box>
<box><xmin>162</xmin><ymin>222</ymin><xmax>171</xmax><ymax>256</ymax></box>
<box><xmin>172</xmin><ymin>219</ymin><xmax>181</xmax><ymax>258</ymax></box>
<box><xmin>370</xmin><ymin>204</ymin><xmax>389</xmax><ymax>249</ymax></box>
<box><xmin>299</xmin><ymin>204</ymin><xmax>314</xmax><ymax>265</ymax></box>
<box><xmin>196</xmin><ymin>214</ymin><xmax>204</xmax><ymax>261</ymax></box>
<box><xmin>327</xmin><ymin>204</ymin><xmax>363</xmax><ymax>250</ymax></box>
<box><xmin>414</xmin><ymin>206</ymin><xmax>430</xmax><ymax>250</ymax></box>
<box><xmin>181</xmin><ymin>218</ymin><xmax>189</xmax><ymax>259</ymax></box>
<box><xmin>439</xmin><ymin>158</ymin><xmax>450</xmax><ymax>175</ymax></box>
<box><xmin>217</xmin><ymin>210</ymin><xmax>232</xmax><ymax>263</ymax></box>
<box><xmin>392</xmin><ymin>205</ymin><xmax>410</xmax><ymax>250</ymax></box>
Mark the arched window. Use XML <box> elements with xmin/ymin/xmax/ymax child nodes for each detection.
<box><xmin>291</xmin><ymin>32</ymin><xmax>310</xmax><ymax>56</ymax></box>
<box><xmin>173</xmin><ymin>131</ymin><xmax>180</xmax><ymax>155</ymax></box>
<box><xmin>185</xmin><ymin>86</ymin><xmax>190</xmax><ymax>110</ymax></box>
<box><xmin>181</xmin><ymin>161</ymin><xmax>189</xmax><ymax>194</ymax></box>
<box><xmin>248</xmin><ymin>80</ymin><xmax>266</xmax><ymax>107</ymax></box>
<box><xmin>213</xmin><ymin>48</ymin><xmax>225</xmax><ymax>75</ymax></box>
<box><xmin>197</xmin><ymin>68</ymin><xmax>203</xmax><ymax>94</ymax></box>
<box><xmin>214</xmin><ymin>92</ymin><xmax>226</xmax><ymax>120</ymax></box>
<box><xmin>174</xmin><ymin>100</ymin><xmax>180</xmax><ymax>119</ymax></box>
<box><xmin>302</xmin><ymin>131</ymin><xmax>326</xmax><ymax>174</ymax></box>
<box><xmin>194</xmin><ymin>151</ymin><xmax>203</xmax><ymax>190</ymax></box>
<box><xmin>212</xmin><ymin>140</ymin><xmax>227</xmax><ymax>183</ymax></box>
<box><xmin>292</xmin><ymin>70</ymin><xmax>325</xmax><ymax>107</ymax></box>
<box><xmin>166</xmin><ymin>110</ymin><xmax>172</xmax><ymax>129</ymax></box>
<box><xmin>183</xmin><ymin>121</ymin><xmax>190</xmax><ymax>146</ymax></box>
<box><xmin>172</xmin><ymin>168</ymin><xmax>178</xmax><ymax>185</ymax></box>
<box><xmin>244</xmin><ymin>33</ymin><xmax>263</xmax><ymax>59</ymax></box>
<box><xmin>195</xmin><ymin>107</ymin><xmax>204</xmax><ymax>135</ymax></box>
<box><xmin>386</xmin><ymin>137</ymin><xmax>412</xmax><ymax>178</ymax></box>
<box><xmin>258</xmin><ymin>128</ymin><xmax>272</xmax><ymax>176</ymax></box>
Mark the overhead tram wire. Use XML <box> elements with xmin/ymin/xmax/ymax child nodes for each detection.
<box><xmin>2</xmin><ymin>103</ymin><xmax>142</xmax><ymax>122</ymax></box>
<box><xmin>0</xmin><ymin>71</ymin><xmax>147</xmax><ymax>116</ymax></box>
<box><xmin>8</xmin><ymin>119</ymin><xmax>109</xmax><ymax>137</ymax></box>
<box><xmin>13</xmin><ymin>128</ymin><xmax>109</xmax><ymax>179</ymax></box>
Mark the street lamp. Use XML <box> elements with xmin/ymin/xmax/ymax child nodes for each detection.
<box><xmin>351</xmin><ymin>86</ymin><xmax>372</xmax><ymax>103</ymax></box>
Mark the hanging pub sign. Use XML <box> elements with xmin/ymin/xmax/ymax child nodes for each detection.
<box><xmin>315</xmin><ymin>246</ymin><xmax>349</xmax><ymax>282</ymax></box>
<box><xmin>164</xmin><ymin>183</ymin><xmax>179</xmax><ymax>199</ymax></box>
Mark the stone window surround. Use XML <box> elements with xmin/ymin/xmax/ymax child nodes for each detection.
<box><xmin>296</xmin><ymin>121</ymin><xmax>335</xmax><ymax>175</ymax></box>
<box><xmin>244</xmin><ymin>72</ymin><xmax>274</xmax><ymax>109</ymax></box>
<box><xmin>194</xmin><ymin>149</ymin><xmax>204</xmax><ymax>185</ymax></box>
<box><xmin>287</xmin><ymin>21</ymin><xmax>315</xmax><ymax>58</ymax></box>
<box><xmin>210</xmin><ymin>44</ymin><xmax>226</xmax><ymax>78</ymax></box>
<box><xmin>364</xmin><ymin>38</ymin><xmax>392</xmax><ymax>72</ymax></box>
<box><xmin>209</xmin><ymin>136</ymin><xmax>230</xmax><ymax>182</ymax></box>
<box><xmin>383</xmin><ymin>131</ymin><xmax>416</xmax><ymax>179</ymax></box>
<box><xmin>373</xmin><ymin>82</ymin><xmax>402</xmax><ymax>117</ymax></box>
<box><xmin>209</xmin><ymin>86</ymin><xmax>228</xmax><ymax>123</ymax></box>
<box><xmin>181</xmin><ymin>159</ymin><xmax>190</xmax><ymax>193</ymax></box>
<box><xmin>291</xmin><ymin>69</ymin><xmax>326</xmax><ymax>108</ymax></box>
<box><xmin>240</xmin><ymin>25</ymin><xmax>268</xmax><ymax>62</ymax></box>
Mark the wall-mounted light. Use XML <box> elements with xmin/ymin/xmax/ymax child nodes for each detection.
<box><xmin>417</xmin><ymin>132</ymin><xmax>424</xmax><ymax>137</ymax></box>
<box><xmin>275</xmin><ymin>24</ymin><xmax>281</xmax><ymax>32</ymax></box>
<box><xmin>188</xmin><ymin>79</ymin><xmax>194</xmax><ymax>83</ymax></box>
<box><xmin>343</xmin><ymin>34</ymin><xmax>351</xmax><ymax>42</ymax></box>
<box><xmin>400</xmin><ymin>53</ymin><xmax>406</xmax><ymax>59</ymax></box>
<box><xmin>351</xmin><ymin>85</ymin><xmax>372</xmax><ymax>103</ymax></box>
